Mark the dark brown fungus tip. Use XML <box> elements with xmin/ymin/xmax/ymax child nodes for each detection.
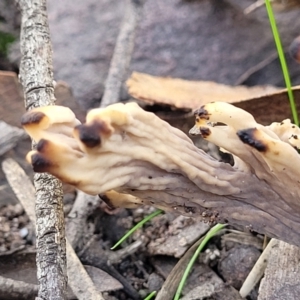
<box><xmin>289</xmin><ymin>35</ymin><xmax>300</xmax><ymax>63</ymax></box>
<box><xmin>237</xmin><ymin>128</ymin><xmax>268</xmax><ymax>152</ymax></box>
<box><xmin>36</xmin><ymin>139</ymin><xmax>50</xmax><ymax>152</ymax></box>
<box><xmin>31</xmin><ymin>153</ymin><xmax>53</xmax><ymax>173</ymax></box>
<box><xmin>21</xmin><ymin>111</ymin><xmax>45</xmax><ymax>126</ymax></box>
<box><xmin>99</xmin><ymin>194</ymin><xmax>115</xmax><ymax>208</ymax></box>
<box><xmin>197</xmin><ymin>106</ymin><xmax>210</xmax><ymax>120</ymax></box>
<box><xmin>200</xmin><ymin>127</ymin><xmax>211</xmax><ymax>138</ymax></box>
<box><xmin>75</xmin><ymin>123</ymin><xmax>101</xmax><ymax>148</ymax></box>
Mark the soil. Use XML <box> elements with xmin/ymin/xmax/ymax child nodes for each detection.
<box><xmin>0</xmin><ymin>201</ymin><xmax>264</xmax><ymax>300</ymax></box>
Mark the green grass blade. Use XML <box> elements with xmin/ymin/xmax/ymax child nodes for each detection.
<box><xmin>174</xmin><ymin>223</ymin><xmax>226</xmax><ymax>300</ymax></box>
<box><xmin>144</xmin><ymin>291</ymin><xmax>157</xmax><ymax>300</ymax></box>
<box><xmin>111</xmin><ymin>209</ymin><xmax>163</xmax><ymax>250</ymax></box>
<box><xmin>265</xmin><ymin>0</ymin><xmax>299</xmax><ymax>125</ymax></box>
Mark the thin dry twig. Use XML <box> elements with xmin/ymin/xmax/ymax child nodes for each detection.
<box><xmin>79</xmin><ymin>236</ymin><xmax>142</xmax><ymax>300</ymax></box>
<box><xmin>100</xmin><ymin>0</ymin><xmax>145</xmax><ymax>107</ymax></box>
<box><xmin>66</xmin><ymin>191</ymin><xmax>100</xmax><ymax>250</ymax></box>
<box><xmin>2</xmin><ymin>158</ymin><xmax>105</xmax><ymax>300</ymax></box>
<box><xmin>239</xmin><ymin>238</ymin><xmax>277</xmax><ymax>298</ymax></box>
<box><xmin>16</xmin><ymin>0</ymin><xmax>67</xmax><ymax>298</ymax></box>
<box><xmin>0</xmin><ymin>275</ymin><xmax>39</xmax><ymax>300</ymax></box>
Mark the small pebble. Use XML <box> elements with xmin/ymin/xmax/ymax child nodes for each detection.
<box><xmin>19</xmin><ymin>227</ymin><xmax>29</xmax><ymax>238</ymax></box>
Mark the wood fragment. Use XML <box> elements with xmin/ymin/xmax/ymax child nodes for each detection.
<box><xmin>258</xmin><ymin>240</ymin><xmax>300</xmax><ymax>300</ymax></box>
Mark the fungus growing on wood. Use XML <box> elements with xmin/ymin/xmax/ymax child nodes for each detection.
<box><xmin>22</xmin><ymin>102</ymin><xmax>300</xmax><ymax>246</ymax></box>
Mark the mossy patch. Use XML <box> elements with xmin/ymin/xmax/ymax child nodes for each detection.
<box><xmin>0</xmin><ymin>31</ymin><xmax>15</xmax><ymax>56</ymax></box>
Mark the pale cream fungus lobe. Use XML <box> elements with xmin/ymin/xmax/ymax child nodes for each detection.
<box><xmin>21</xmin><ymin>102</ymin><xmax>300</xmax><ymax>245</ymax></box>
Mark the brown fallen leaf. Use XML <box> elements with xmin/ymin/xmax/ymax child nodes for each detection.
<box><xmin>127</xmin><ymin>72</ymin><xmax>279</xmax><ymax>109</ymax></box>
<box><xmin>0</xmin><ymin>71</ymin><xmax>86</xmax><ymax>127</ymax></box>
<box><xmin>272</xmin><ymin>0</ymin><xmax>300</xmax><ymax>11</ymax></box>
<box><xmin>127</xmin><ymin>72</ymin><xmax>300</xmax><ymax>125</ymax></box>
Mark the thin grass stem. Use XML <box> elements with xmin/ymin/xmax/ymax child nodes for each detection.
<box><xmin>265</xmin><ymin>0</ymin><xmax>299</xmax><ymax>125</ymax></box>
<box><xmin>174</xmin><ymin>223</ymin><xmax>226</xmax><ymax>300</ymax></box>
<box><xmin>144</xmin><ymin>291</ymin><xmax>157</xmax><ymax>300</ymax></box>
<box><xmin>111</xmin><ymin>209</ymin><xmax>163</xmax><ymax>250</ymax></box>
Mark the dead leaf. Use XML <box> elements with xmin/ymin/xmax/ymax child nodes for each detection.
<box><xmin>127</xmin><ymin>72</ymin><xmax>300</xmax><ymax>125</ymax></box>
<box><xmin>127</xmin><ymin>72</ymin><xmax>279</xmax><ymax>110</ymax></box>
<box><xmin>0</xmin><ymin>71</ymin><xmax>86</xmax><ymax>127</ymax></box>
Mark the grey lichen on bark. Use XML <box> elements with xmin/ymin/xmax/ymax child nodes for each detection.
<box><xmin>17</xmin><ymin>0</ymin><xmax>67</xmax><ymax>299</ymax></box>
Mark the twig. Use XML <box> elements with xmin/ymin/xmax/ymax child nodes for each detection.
<box><xmin>234</xmin><ymin>52</ymin><xmax>278</xmax><ymax>85</ymax></box>
<box><xmin>79</xmin><ymin>235</ymin><xmax>143</xmax><ymax>300</ymax></box>
<box><xmin>100</xmin><ymin>0</ymin><xmax>145</xmax><ymax>108</ymax></box>
<box><xmin>0</xmin><ymin>275</ymin><xmax>38</xmax><ymax>300</ymax></box>
<box><xmin>239</xmin><ymin>238</ymin><xmax>277</xmax><ymax>298</ymax></box>
<box><xmin>244</xmin><ymin>0</ymin><xmax>265</xmax><ymax>14</ymax></box>
<box><xmin>2</xmin><ymin>158</ymin><xmax>104</xmax><ymax>300</ymax></box>
<box><xmin>66</xmin><ymin>241</ymin><xmax>104</xmax><ymax>300</ymax></box>
<box><xmin>16</xmin><ymin>0</ymin><xmax>67</xmax><ymax>299</ymax></box>
<box><xmin>66</xmin><ymin>191</ymin><xmax>100</xmax><ymax>249</ymax></box>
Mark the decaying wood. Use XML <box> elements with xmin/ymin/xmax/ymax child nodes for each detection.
<box><xmin>258</xmin><ymin>240</ymin><xmax>300</xmax><ymax>299</ymax></box>
<box><xmin>2</xmin><ymin>158</ymin><xmax>105</xmax><ymax>300</ymax></box>
<box><xmin>17</xmin><ymin>0</ymin><xmax>67</xmax><ymax>298</ymax></box>
<box><xmin>100</xmin><ymin>0</ymin><xmax>145</xmax><ymax>107</ymax></box>
<box><xmin>21</xmin><ymin>102</ymin><xmax>300</xmax><ymax>247</ymax></box>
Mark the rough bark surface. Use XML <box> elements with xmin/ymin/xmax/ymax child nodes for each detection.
<box><xmin>258</xmin><ymin>240</ymin><xmax>300</xmax><ymax>300</ymax></box>
<box><xmin>17</xmin><ymin>0</ymin><xmax>67</xmax><ymax>299</ymax></box>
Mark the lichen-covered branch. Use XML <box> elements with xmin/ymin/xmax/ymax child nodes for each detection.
<box><xmin>17</xmin><ymin>0</ymin><xmax>67</xmax><ymax>298</ymax></box>
<box><xmin>21</xmin><ymin>102</ymin><xmax>300</xmax><ymax>247</ymax></box>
